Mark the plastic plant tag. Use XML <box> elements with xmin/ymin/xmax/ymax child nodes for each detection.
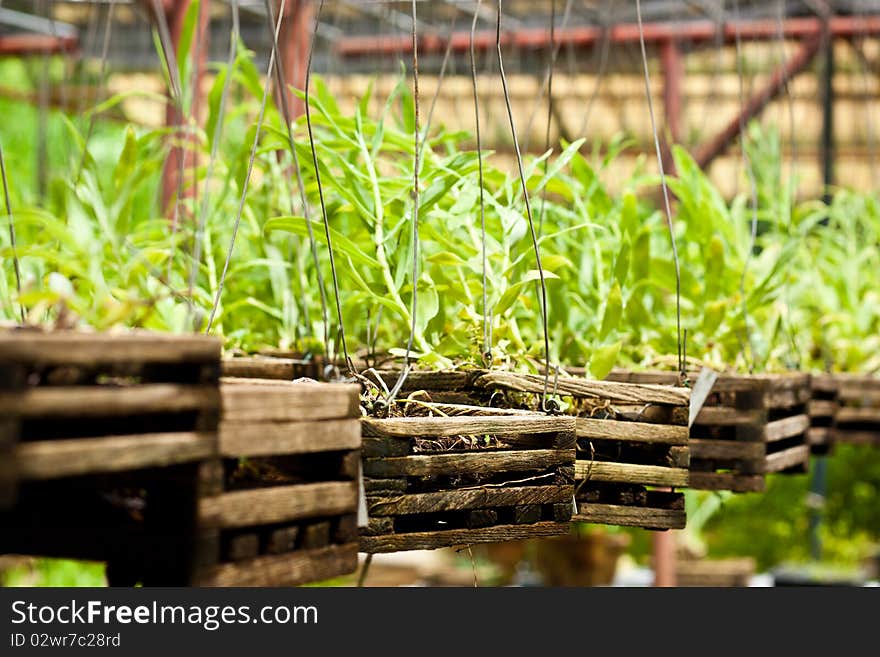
<box><xmin>357</xmin><ymin>461</ymin><xmax>369</xmax><ymax>527</ymax></box>
<box><xmin>689</xmin><ymin>367</ymin><xmax>718</xmax><ymax>428</ymax></box>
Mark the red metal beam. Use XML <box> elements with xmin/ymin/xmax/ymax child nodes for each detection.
<box><xmin>694</xmin><ymin>35</ymin><xmax>822</xmax><ymax>169</ymax></box>
<box><xmin>336</xmin><ymin>15</ymin><xmax>880</xmax><ymax>57</ymax></box>
<box><xmin>660</xmin><ymin>39</ymin><xmax>684</xmax><ymax>174</ymax></box>
<box><xmin>0</xmin><ymin>34</ymin><xmax>78</xmax><ymax>56</ymax></box>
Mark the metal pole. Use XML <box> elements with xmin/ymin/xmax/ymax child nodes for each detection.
<box><xmin>820</xmin><ymin>24</ymin><xmax>834</xmax><ymax>204</ymax></box>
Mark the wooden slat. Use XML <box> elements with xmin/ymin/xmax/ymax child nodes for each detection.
<box><xmin>362</xmin><ymin>414</ymin><xmax>574</xmax><ymax>439</ymax></box>
<box><xmin>764</xmin><ymin>386</ymin><xmax>811</xmax><ymax>409</ymax></box>
<box><xmin>574</xmin><ymin>461</ymin><xmax>688</xmax><ymax>487</ymax></box>
<box><xmin>808</xmin><ymin>399</ymin><xmax>838</xmax><ymax>417</ymax></box>
<box><xmin>0</xmin><ymin>330</ymin><xmax>220</xmax><ymax>364</ymax></box>
<box><xmin>199</xmin><ymin>481</ymin><xmax>358</xmax><ymax>529</ymax></box>
<box><xmin>688</xmin><ymin>471</ymin><xmax>765</xmax><ymax>492</ymax></box>
<box><xmin>811</xmin><ymin>374</ymin><xmax>840</xmax><ymax>394</ymax></box>
<box><xmin>219</xmin><ymin>419</ymin><xmax>361</xmax><ymax>457</ymax></box>
<box><xmin>574</xmin><ymin>503</ymin><xmax>686</xmax><ymax>530</ymax></box>
<box><xmin>367</xmin><ymin>485</ymin><xmax>570</xmax><ymax>516</ymax></box>
<box><xmin>16</xmin><ymin>432</ymin><xmax>215</xmax><ymax>480</ymax></box>
<box><xmin>366</xmin><ymin>370</ymin><xmax>477</xmax><ymax>392</ymax></box>
<box><xmin>764</xmin><ymin>445</ymin><xmax>809</xmax><ymax>473</ymax></box>
<box><xmin>693</xmin><ymin>406</ymin><xmax>765</xmax><ymax>426</ymax></box>
<box><xmin>0</xmin><ymin>384</ymin><xmax>218</xmax><ymax>417</ymax></box>
<box><xmin>222</xmin><ymin>357</ymin><xmax>300</xmax><ymax>380</ymax></box>
<box><xmin>363</xmin><ymin>449</ymin><xmax>571</xmax><ymax>478</ymax></box>
<box><xmin>221</xmin><ymin>380</ymin><xmax>359</xmax><ymax>422</ymax></box>
<box><xmin>359</xmin><ymin>521</ymin><xmax>569</xmax><ymax>553</ymax></box>
<box><xmin>830</xmin><ymin>429</ymin><xmax>880</xmax><ymax>446</ymax></box>
<box><xmin>835</xmin><ymin>407</ymin><xmax>880</xmax><ymax>424</ymax></box>
<box><xmin>475</xmin><ymin>371</ymin><xmax>690</xmax><ymax>406</ymax></box>
<box><xmin>807</xmin><ymin>427</ymin><xmax>831</xmax><ymax>446</ymax></box>
<box><xmin>194</xmin><ymin>543</ymin><xmax>358</xmax><ymax>587</ymax></box>
<box><xmin>604</xmin><ymin>369</ymin><xmax>683</xmax><ymax>385</ymax></box>
<box><xmin>837</xmin><ymin>387</ymin><xmax>880</xmax><ymax>405</ymax></box>
<box><xmin>575</xmin><ymin>417</ymin><xmax>688</xmax><ymax>445</ymax></box>
<box><xmin>764</xmin><ymin>414</ymin><xmax>809</xmax><ymax>442</ymax></box>
<box><xmin>689</xmin><ymin>439</ymin><xmax>765</xmax><ymax>461</ymax></box>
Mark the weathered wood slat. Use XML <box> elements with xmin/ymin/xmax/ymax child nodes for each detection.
<box><xmin>575</xmin><ymin>417</ymin><xmax>688</xmax><ymax>445</ymax></box>
<box><xmin>221</xmin><ymin>379</ymin><xmax>360</xmax><ymax>422</ymax></box>
<box><xmin>359</xmin><ymin>521</ymin><xmax>568</xmax><ymax>553</ymax></box>
<box><xmin>574</xmin><ymin>503</ymin><xmax>686</xmax><ymax>530</ymax></box>
<box><xmin>475</xmin><ymin>371</ymin><xmax>690</xmax><ymax>406</ymax></box>
<box><xmin>219</xmin><ymin>419</ymin><xmax>361</xmax><ymax>457</ymax></box>
<box><xmin>604</xmin><ymin>369</ymin><xmax>683</xmax><ymax>386</ymax></box>
<box><xmin>764</xmin><ymin>414</ymin><xmax>810</xmax><ymax>442</ymax></box>
<box><xmin>194</xmin><ymin>543</ymin><xmax>358</xmax><ymax>586</ymax></box>
<box><xmin>199</xmin><ymin>481</ymin><xmax>358</xmax><ymax>529</ymax></box>
<box><xmin>807</xmin><ymin>427</ymin><xmax>831</xmax><ymax>446</ymax></box>
<box><xmin>688</xmin><ymin>471</ymin><xmax>765</xmax><ymax>492</ymax></box>
<box><xmin>363</xmin><ymin>449</ymin><xmax>571</xmax><ymax>478</ymax></box>
<box><xmin>362</xmin><ymin>414</ymin><xmax>574</xmax><ymax>438</ymax></box>
<box><xmin>689</xmin><ymin>438</ymin><xmax>765</xmax><ymax>461</ymax></box>
<box><xmin>574</xmin><ymin>461</ymin><xmax>688</xmax><ymax>487</ymax></box>
<box><xmin>0</xmin><ymin>384</ymin><xmax>219</xmax><ymax>417</ymax></box>
<box><xmin>222</xmin><ymin>357</ymin><xmax>301</xmax><ymax>380</ymax></box>
<box><xmin>367</xmin><ymin>485</ymin><xmax>570</xmax><ymax>516</ymax></box>
<box><xmin>811</xmin><ymin>374</ymin><xmax>840</xmax><ymax>394</ymax></box>
<box><xmin>763</xmin><ymin>444</ymin><xmax>810</xmax><ymax>473</ymax></box>
<box><xmin>0</xmin><ymin>330</ymin><xmax>221</xmax><ymax>365</ymax></box>
<box><xmin>830</xmin><ymin>429</ymin><xmax>880</xmax><ymax>445</ymax></box>
<box><xmin>764</xmin><ymin>386</ymin><xmax>811</xmax><ymax>409</ymax></box>
<box><xmin>693</xmin><ymin>406</ymin><xmax>765</xmax><ymax>426</ymax></box>
<box><xmin>837</xmin><ymin>387</ymin><xmax>880</xmax><ymax>405</ymax></box>
<box><xmin>808</xmin><ymin>399</ymin><xmax>838</xmax><ymax>417</ymax></box>
<box><xmin>15</xmin><ymin>432</ymin><xmax>216</xmax><ymax>480</ymax></box>
<box><xmin>836</xmin><ymin>407</ymin><xmax>880</xmax><ymax>424</ymax></box>
<box><xmin>366</xmin><ymin>370</ymin><xmax>477</xmax><ymax>392</ymax></box>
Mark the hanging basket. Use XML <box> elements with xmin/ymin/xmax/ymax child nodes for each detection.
<box><xmin>365</xmin><ymin>368</ymin><xmax>690</xmax><ymax>530</ymax></box>
<box><xmin>609</xmin><ymin>370</ymin><xmax>810</xmax><ymax>493</ymax></box>
<box><xmin>828</xmin><ymin>374</ymin><xmax>880</xmax><ymax>447</ymax></box>
<box><xmin>360</xmin><ymin>405</ymin><xmax>576</xmax><ymax>553</ymax></box>
<box><xmin>193</xmin><ymin>378</ymin><xmax>361</xmax><ymax>586</ymax></box>
<box><xmin>476</xmin><ymin>371</ymin><xmax>690</xmax><ymax>530</ymax></box>
<box><xmin>0</xmin><ymin>329</ymin><xmax>221</xmax><ymax>584</ymax></box>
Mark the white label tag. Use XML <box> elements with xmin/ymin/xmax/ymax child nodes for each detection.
<box><xmin>689</xmin><ymin>367</ymin><xmax>719</xmax><ymax>428</ymax></box>
<box><xmin>572</xmin><ymin>494</ymin><xmax>578</xmax><ymax>516</ymax></box>
<box><xmin>357</xmin><ymin>461</ymin><xmax>369</xmax><ymax>527</ymax></box>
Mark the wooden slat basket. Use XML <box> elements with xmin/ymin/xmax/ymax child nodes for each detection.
<box><xmin>830</xmin><ymin>374</ymin><xmax>880</xmax><ymax>447</ymax></box>
<box><xmin>808</xmin><ymin>374</ymin><xmax>839</xmax><ymax>454</ymax></box>
<box><xmin>360</xmin><ymin>404</ymin><xmax>576</xmax><ymax>553</ymax></box>
<box><xmin>365</xmin><ymin>368</ymin><xmax>690</xmax><ymax>531</ymax></box>
<box><xmin>475</xmin><ymin>371</ymin><xmax>690</xmax><ymax>530</ymax></box>
<box><xmin>193</xmin><ymin>378</ymin><xmax>361</xmax><ymax>586</ymax></box>
<box><xmin>609</xmin><ymin>370</ymin><xmax>811</xmax><ymax>493</ymax></box>
<box><xmin>221</xmin><ymin>354</ymin><xmax>327</xmax><ymax>381</ymax></box>
<box><xmin>0</xmin><ymin>329</ymin><xmax>221</xmax><ymax>584</ymax></box>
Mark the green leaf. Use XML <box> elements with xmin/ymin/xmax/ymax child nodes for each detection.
<box><xmin>264</xmin><ymin>216</ymin><xmax>380</xmax><ymax>270</ymax></box>
<box><xmin>599</xmin><ymin>282</ymin><xmax>623</xmax><ymax>339</ymax></box>
<box><xmin>590</xmin><ymin>341</ymin><xmax>622</xmax><ymax>379</ymax></box>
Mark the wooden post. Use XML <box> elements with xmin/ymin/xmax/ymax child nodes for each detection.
<box><xmin>159</xmin><ymin>0</ymin><xmax>210</xmax><ymax>215</ymax></box>
<box><xmin>653</xmin><ymin>528</ymin><xmax>677</xmax><ymax>587</ymax></box>
<box><xmin>277</xmin><ymin>0</ymin><xmax>313</xmax><ymax>120</ymax></box>
<box><xmin>660</xmin><ymin>39</ymin><xmax>683</xmax><ymax>174</ymax></box>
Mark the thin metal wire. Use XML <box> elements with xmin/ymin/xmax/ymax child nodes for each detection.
<box><xmin>470</xmin><ymin>0</ymin><xmax>491</xmax><ymax>364</ymax></box>
<box><xmin>496</xmin><ymin>0</ymin><xmax>552</xmax><ymax>409</ymax></box>
<box><xmin>0</xmin><ymin>144</ymin><xmax>23</xmax><ymax>322</ymax></box>
<box><xmin>206</xmin><ymin>0</ymin><xmax>286</xmax><ymax>333</ymax></box>
<box><xmin>635</xmin><ymin>0</ymin><xmax>683</xmax><ymax>376</ymax></box>
<box><xmin>75</xmin><ymin>0</ymin><xmax>115</xmax><ymax>186</ymax></box>
<box><xmin>421</xmin><ymin>14</ymin><xmax>457</xmax><ymax>158</ymax></box>
<box><xmin>262</xmin><ymin>0</ymin><xmax>330</xmax><ymax>354</ymax></box>
<box><xmin>404</xmin><ymin>0</ymin><xmax>421</xmax><ymax>371</ymax></box>
<box><xmin>189</xmin><ymin>0</ymin><xmax>238</xmax><ymax>329</ymax></box>
<box><xmin>733</xmin><ymin>0</ymin><xmax>760</xmax><ymax>371</ymax></box>
<box><xmin>305</xmin><ymin>0</ymin><xmax>353</xmax><ymax>372</ymax></box>
<box><xmin>537</xmin><ymin>0</ymin><xmax>557</xmax><ymax>236</ymax></box>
